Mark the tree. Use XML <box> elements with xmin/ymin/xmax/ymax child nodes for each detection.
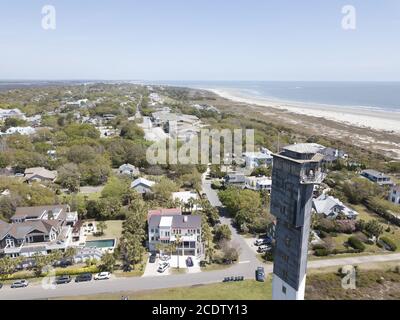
<box><xmin>365</xmin><ymin>220</ymin><xmax>384</xmax><ymax>239</ymax></box>
<box><xmin>63</xmin><ymin>247</ymin><xmax>77</xmax><ymax>261</ymax></box>
<box><xmin>97</xmin><ymin>221</ymin><xmax>107</xmax><ymax>236</ymax></box>
<box><xmin>214</xmin><ymin>224</ymin><xmax>232</xmax><ymax>242</ymax></box>
<box><xmin>101</xmin><ymin>176</ymin><xmax>129</xmax><ymax>199</ymax></box>
<box><xmin>98</xmin><ymin>252</ymin><xmax>116</xmax><ymax>272</ymax></box>
<box><xmin>250</xmin><ymin>166</ymin><xmax>272</xmax><ymax>177</ymax></box>
<box><xmin>32</xmin><ymin>253</ymin><xmax>51</xmax><ymax>277</ymax></box>
<box><xmin>0</xmin><ymin>256</ymin><xmax>17</xmax><ymax>276</ymax></box>
<box><xmin>152</xmin><ymin>178</ymin><xmax>179</xmax><ymax>205</ymax></box>
<box><xmin>57</xmin><ymin>163</ymin><xmax>81</xmax><ymax>192</ymax></box>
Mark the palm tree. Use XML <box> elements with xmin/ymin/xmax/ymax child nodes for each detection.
<box><xmin>171</xmin><ymin>235</ymin><xmax>182</xmax><ymax>269</ymax></box>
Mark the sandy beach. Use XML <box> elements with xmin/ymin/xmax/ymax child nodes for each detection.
<box><xmin>207</xmin><ymin>88</ymin><xmax>400</xmax><ymax>134</ymax></box>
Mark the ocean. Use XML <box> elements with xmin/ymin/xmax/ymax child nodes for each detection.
<box><xmin>146</xmin><ymin>81</ymin><xmax>400</xmax><ymax>113</ymax></box>
<box><xmin>1</xmin><ymin>80</ymin><xmax>400</xmax><ymax>112</ymax></box>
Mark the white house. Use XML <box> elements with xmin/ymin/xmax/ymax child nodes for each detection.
<box><xmin>148</xmin><ymin>213</ymin><xmax>202</xmax><ymax>256</ymax></box>
<box><xmin>172</xmin><ymin>191</ymin><xmax>201</xmax><ymax>212</ymax></box>
<box><xmin>131</xmin><ymin>177</ymin><xmax>155</xmax><ymax>194</ymax></box>
<box><xmin>0</xmin><ymin>108</ymin><xmax>25</xmax><ymax>121</ymax></box>
<box><xmin>389</xmin><ymin>185</ymin><xmax>400</xmax><ymax>205</ymax></box>
<box><xmin>1</xmin><ymin>126</ymin><xmax>36</xmax><ymax>136</ymax></box>
<box><xmin>243</xmin><ymin>148</ymin><xmax>273</xmax><ymax>169</ymax></box>
<box><xmin>244</xmin><ymin>176</ymin><xmax>272</xmax><ymax>192</ymax></box>
<box><xmin>313</xmin><ymin>194</ymin><xmax>359</xmax><ymax>220</ymax></box>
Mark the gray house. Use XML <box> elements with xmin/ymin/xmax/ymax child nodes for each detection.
<box><xmin>313</xmin><ymin>194</ymin><xmax>359</xmax><ymax>220</ymax></box>
<box><xmin>361</xmin><ymin>169</ymin><xmax>393</xmax><ymax>186</ymax></box>
<box><xmin>148</xmin><ymin>214</ymin><xmax>202</xmax><ymax>256</ymax></box>
<box><xmin>130</xmin><ymin>177</ymin><xmax>155</xmax><ymax>194</ymax></box>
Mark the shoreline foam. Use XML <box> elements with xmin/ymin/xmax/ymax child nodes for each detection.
<box><xmin>205</xmin><ymin>88</ymin><xmax>400</xmax><ymax>134</ymax></box>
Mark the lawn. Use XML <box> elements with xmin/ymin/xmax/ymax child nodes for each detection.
<box><xmin>86</xmin><ymin>220</ymin><xmax>123</xmax><ymax>241</ymax></box>
<box><xmin>54</xmin><ymin>280</ymin><xmax>273</xmax><ymax>300</ymax></box>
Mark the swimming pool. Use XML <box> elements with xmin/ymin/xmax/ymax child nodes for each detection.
<box><xmin>85</xmin><ymin>239</ymin><xmax>115</xmax><ymax>249</ymax></box>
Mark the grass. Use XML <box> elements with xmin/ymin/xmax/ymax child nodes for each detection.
<box><xmin>200</xmin><ymin>263</ymin><xmax>233</xmax><ymax>272</ymax></box>
<box><xmin>54</xmin><ymin>279</ymin><xmax>273</xmax><ymax>300</ymax></box>
<box><xmin>86</xmin><ymin>220</ymin><xmax>123</xmax><ymax>241</ymax></box>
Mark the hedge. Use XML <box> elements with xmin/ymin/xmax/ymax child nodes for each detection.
<box><xmin>347</xmin><ymin>236</ymin><xmax>366</xmax><ymax>251</ymax></box>
<box><xmin>379</xmin><ymin>237</ymin><xmax>397</xmax><ymax>252</ymax></box>
<box><xmin>314</xmin><ymin>248</ymin><xmax>330</xmax><ymax>256</ymax></box>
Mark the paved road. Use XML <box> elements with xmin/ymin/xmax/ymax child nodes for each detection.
<box><xmin>2</xmin><ymin>175</ymin><xmax>400</xmax><ymax>300</ymax></box>
<box><xmin>201</xmin><ymin>174</ymin><xmax>260</xmax><ymax>268</ymax></box>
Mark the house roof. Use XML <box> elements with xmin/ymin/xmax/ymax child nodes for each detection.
<box><xmin>24</xmin><ymin>167</ymin><xmax>57</xmax><ymax>181</ymax></box>
<box><xmin>147</xmin><ymin>208</ymin><xmax>182</xmax><ymax>221</ymax></box>
<box><xmin>362</xmin><ymin>169</ymin><xmax>390</xmax><ymax>179</ymax></box>
<box><xmin>130</xmin><ymin>177</ymin><xmax>155</xmax><ymax>189</ymax></box>
<box><xmin>149</xmin><ymin>214</ymin><xmax>201</xmax><ymax>229</ymax></box>
<box><xmin>119</xmin><ymin>163</ymin><xmax>138</xmax><ymax>171</ymax></box>
<box><xmin>313</xmin><ymin>194</ymin><xmax>358</xmax><ymax>218</ymax></box>
<box><xmin>12</xmin><ymin>205</ymin><xmax>68</xmax><ymax>220</ymax></box>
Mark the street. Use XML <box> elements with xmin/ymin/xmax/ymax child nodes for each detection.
<box><xmin>1</xmin><ymin>174</ymin><xmax>400</xmax><ymax>300</ymax></box>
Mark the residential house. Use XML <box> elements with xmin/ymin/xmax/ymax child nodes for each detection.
<box><xmin>0</xmin><ymin>205</ymin><xmax>78</xmax><ymax>258</ymax></box>
<box><xmin>24</xmin><ymin>167</ymin><xmax>57</xmax><ymax>183</ymax></box>
<box><xmin>320</xmin><ymin>147</ymin><xmax>348</xmax><ymax>164</ymax></box>
<box><xmin>361</xmin><ymin>169</ymin><xmax>394</xmax><ymax>186</ymax></box>
<box><xmin>172</xmin><ymin>191</ymin><xmax>201</xmax><ymax>213</ymax></box>
<box><xmin>0</xmin><ymin>126</ymin><xmax>36</xmax><ymax>136</ymax></box>
<box><xmin>244</xmin><ymin>176</ymin><xmax>272</xmax><ymax>192</ymax></box>
<box><xmin>243</xmin><ymin>148</ymin><xmax>273</xmax><ymax>169</ymax></box>
<box><xmin>148</xmin><ymin>214</ymin><xmax>202</xmax><ymax>256</ymax></box>
<box><xmin>118</xmin><ymin>163</ymin><xmax>140</xmax><ymax>177</ymax></box>
<box><xmin>147</xmin><ymin>208</ymin><xmax>182</xmax><ymax>222</ymax></box>
<box><xmin>130</xmin><ymin>177</ymin><xmax>155</xmax><ymax>195</ymax></box>
<box><xmin>389</xmin><ymin>185</ymin><xmax>400</xmax><ymax>205</ymax></box>
<box><xmin>313</xmin><ymin>194</ymin><xmax>359</xmax><ymax>220</ymax></box>
<box><xmin>0</xmin><ymin>108</ymin><xmax>25</xmax><ymax>121</ymax></box>
<box><xmin>224</xmin><ymin>173</ymin><xmax>246</xmax><ymax>187</ymax></box>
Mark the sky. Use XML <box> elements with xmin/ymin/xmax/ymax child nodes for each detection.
<box><xmin>0</xmin><ymin>0</ymin><xmax>399</xmax><ymax>81</ymax></box>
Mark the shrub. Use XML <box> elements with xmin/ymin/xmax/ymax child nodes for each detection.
<box><xmin>314</xmin><ymin>248</ymin><xmax>330</xmax><ymax>256</ymax></box>
<box><xmin>54</xmin><ymin>265</ymin><xmax>99</xmax><ymax>276</ymax></box>
<box><xmin>347</xmin><ymin>236</ymin><xmax>366</xmax><ymax>251</ymax></box>
<box><xmin>379</xmin><ymin>237</ymin><xmax>397</xmax><ymax>252</ymax></box>
<box><xmin>312</xmin><ymin>244</ymin><xmax>326</xmax><ymax>250</ymax></box>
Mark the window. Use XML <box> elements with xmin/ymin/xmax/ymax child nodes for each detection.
<box><xmin>282</xmin><ymin>254</ymin><xmax>289</xmax><ymax>263</ymax></box>
<box><xmin>282</xmin><ymin>286</ymin><xmax>287</xmax><ymax>294</ymax></box>
<box><xmin>282</xmin><ymin>270</ymin><xmax>288</xmax><ymax>281</ymax></box>
<box><xmin>151</xmin><ymin>229</ymin><xmax>154</xmax><ymax>233</ymax></box>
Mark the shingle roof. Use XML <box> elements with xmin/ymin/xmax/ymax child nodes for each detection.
<box><xmin>149</xmin><ymin>214</ymin><xmax>201</xmax><ymax>229</ymax></box>
<box><xmin>131</xmin><ymin>177</ymin><xmax>155</xmax><ymax>189</ymax></box>
<box><xmin>12</xmin><ymin>205</ymin><xmax>68</xmax><ymax>220</ymax></box>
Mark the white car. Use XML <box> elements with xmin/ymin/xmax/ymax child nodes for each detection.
<box><xmin>94</xmin><ymin>272</ymin><xmax>111</xmax><ymax>280</ymax></box>
<box><xmin>157</xmin><ymin>262</ymin><xmax>170</xmax><ymax>273</ymax></box>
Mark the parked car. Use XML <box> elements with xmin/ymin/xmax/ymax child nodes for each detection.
<box><xmin>149</xmin><ymin>253</ymin><xmax>157</xmax><ymax>263</ymax></box>
<box><xmin>55</xmin><ymin>275</ymin><xmax>72</xmax><ymax>285</ymax></box>
<box><xmin>11</xmin><ymin>279</ymin><xmax>29</xmax><ymax>288</ymax></box>
<box><xmin>257</xmin><ymin>245</ymin><xmax>272</xmax><ymax>253</ymax></box>
<box><xmin>94</xmin><ymin>272</ymin><xmax>111</xmax><ymax>280</ymax></box>
<box><xmin>256</xmin><ymin>267</ymin><xmax>265</xmax><ymax>282</ymax></box>
<box><xmin>254</xmin><ymin>237</ymin><xmax>272</xmax><ymax>246</ymax></box>
<box><xmin>59</xmin><ymin>260</ymin><xmax>73</xmax><ymax>268</ymax></box>
<box><xmin>186</xmin><ymin>257</ymin><xmax>194</xmax><ymax>267</ymax></box>
<box><xmin>159</xmin><ymin>255</ymin><xmax>171</xmax><ymax>261</ymax></box>
<box><xmin>75</xmin><ymin>273</ymin><xmax>93</xmax><ymax>282</ymax></box>
<box><xmin>158</xmin><ymin>262</ymin><xmax>170</xmax><ymax>273</ymax></box>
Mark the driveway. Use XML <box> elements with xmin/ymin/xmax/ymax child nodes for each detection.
<box><xmin>201</xmin><ymin>173</ymin><xmax>260</xmax><ymax>269</ymax></box>
<box><xmin>142</xmin><ymin>255</ymin><xmax>170</xmax><ymax>277</ymax></box>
